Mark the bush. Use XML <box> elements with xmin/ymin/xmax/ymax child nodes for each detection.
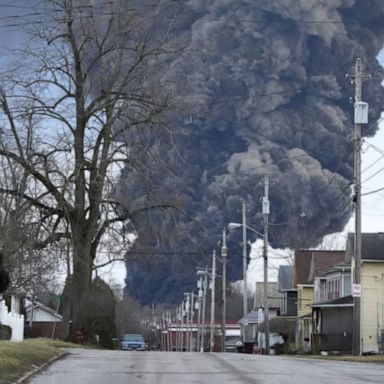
<box><xmin>0</xmin><ymin>324</ymin><xmax>11</xmax><ymax>340</ymax></box>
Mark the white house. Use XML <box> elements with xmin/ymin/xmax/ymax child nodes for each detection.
<box><xmin>24</xmin><ymin>298</ymin><xmax>63</xmax><ymax>339</ymax></box>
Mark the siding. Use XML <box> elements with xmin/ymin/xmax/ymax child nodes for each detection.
<box><xmin>298</xmin><ymin>286</ymin><xmax>313</xmax><ymax>318</ymax></box>
<box><xmin>361</xmin><ymin>263</ymin><xmax>384</xmax><ymax>353</ymax></box>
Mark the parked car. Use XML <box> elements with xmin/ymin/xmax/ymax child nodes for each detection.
<box><xmin>225</xmin><ymin>337</ymin><xmax>244</xmax><ymax>352</ymax></box>
<box><xmin>120</xmin><ymin>333</ymin><xmax>146</xmax><ymax>351</ymax></box>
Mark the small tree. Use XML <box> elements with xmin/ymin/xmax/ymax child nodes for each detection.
<box><xmin>82</xmin><ymin>277</ymin><xmax>117</xmax><ymax>349</ymax></box>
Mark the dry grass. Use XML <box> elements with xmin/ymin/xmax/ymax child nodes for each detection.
<box><xmin>0</xmin><ymin>338</ymin><xmax>79</xmax><ymax>383</ymax></box>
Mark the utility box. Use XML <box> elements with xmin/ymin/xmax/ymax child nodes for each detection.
<box><xmin>354</xmin><ymin>101</ymin><xmax>369</xmax><ymax>124</ymax></box>
<box><xmin>262</xmin><ymin>198</ymin><xmax>270</xmax><ymax>215</ymax></box>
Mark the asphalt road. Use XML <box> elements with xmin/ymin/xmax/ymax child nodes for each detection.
<box><xmin>26</xmin><ymin>349</ymin><xmax>384</xmax><ymax>384</ymax></box>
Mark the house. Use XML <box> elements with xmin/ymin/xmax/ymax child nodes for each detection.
<box><xmin>238</xmin><ymin>309</ymin><xmax>258</xmax><ymax>348</ymax></box>
<box><xmin>241</xmin><ymin>281</ymin><xmax>281</xmax><ymax>352</ymax></box>
<box><xmin>293</xmin><ymin>250</ymin><xmax>345</xmax><ymax>352</ymax></box>
<box><xmin>278</xmin><ymin>265</ymin><xmax>297</xmax><ymax>317</ymax></box>
<box><xmin>165</xmin><ymin>321</ymin><xmax>240</xmax><ymax>352</ymax></box>
<box><xmin>311</xmin><ymin>261</ymin><xmax>353</xmax><ymax>353</ymax></box>
<box><xmin>24</xmin><ymin>298</ymin><xmax>64</xmax><ymax>339</ymax></box>
<box><xmin>239</xmin><ymin>281</ymin><xmax>280</xmax><ymax>347</ymax></box>
<box><xmin>262</xmin><ymin>265</ymin><xmax>298</xmax><ymax>353</ymax></box>
<box><xmin>346</xmin><ymin>232</ymin><xmax>384</xmax><ymax>354</ymax></box>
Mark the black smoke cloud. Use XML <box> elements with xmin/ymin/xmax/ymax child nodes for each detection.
<box><xmin>115</xmin><ymin>0</ymin><xmax>384</xmax><ymax>304</ymax></box>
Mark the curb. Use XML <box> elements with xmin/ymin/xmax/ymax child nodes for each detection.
<box><xmin>14</xmin><ymin>351</ymin><xmax>68</xmax><ymax>384</ymax></box>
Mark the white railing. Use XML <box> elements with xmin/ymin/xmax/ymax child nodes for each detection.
<box><xmin>0</xmin><ymin>299</ymin><xmax>24</xmax><ymax>341</ymax></box>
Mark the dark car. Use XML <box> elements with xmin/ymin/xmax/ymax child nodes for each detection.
<box><xmin>120</xmin><ymin>333</ymin><xmax>146</xmax><ymax>351</ymax></box>
<box><xmin>225</xmin><ymin>337</ymin><xmax>244</xmax><ymax>352</ymax></box>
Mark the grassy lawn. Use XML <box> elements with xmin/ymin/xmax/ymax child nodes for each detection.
<box><xmin>0</xmin><ymin>338</ymin><xmax>80</xmax><ymax>384</ymax></box>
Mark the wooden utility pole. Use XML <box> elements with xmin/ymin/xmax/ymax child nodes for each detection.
<box><xmin>353</xmin><ymin>58</ymin><xmax>363</xmax><ymax>356</ymax></box>
<box><xmin>221</xmin><ymin>228</ymin><xmax>227</xmax><ymax>352</ymax></box>
<box><xmin>180</xmin><ymin>301</ymin><xmax>185</xmax><ymax>351</ymax></box>
<box><xmin>263</xmin><ymin>175</ymin><xmax>270</xmax><ymax>355</ymax></box>
<box><xmin>210</xmin><ymin>250</ymin><xmax>216</xmax><ymax>352</ymax></box>
<box><xmin>200</xmin><ymin>268</ymin><xmax>208</xmax><ymax>352</ymax></box>
<box><xmin>242</xmin><ymin>201</ymin><xmax>248</xmax><ymax>328</ymax></box>
<box><xmin>184</xmin><ymin>293</ymin><xmax>191</xmax><ymax>352</ymax></box>
<box><xmin>189</xmin><ymin>295</ymin><xmax>194</xmax><ymax>351</ymax></box>
<box><xmin>350</xmin><ymin>57</ymin><xmax>370</xmax><ymax>355</ymax></box>
<box><xmin>196</xmin><ymin>275</ymin><xmax>203</xmax><ymax>352</ymax></box>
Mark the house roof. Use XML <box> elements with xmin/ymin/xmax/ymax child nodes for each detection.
<box><xmin>25</xmin><ymin>299</ymin><xmax>63</xmax><ymax>321</ymax></box>
<box><xmin>311</xmin><ymin>295</ymin><xmax>353</xmax><ymax>308</ymax></box>
<box><xmin>346</xmin><ymin>232</ymin><xmax>384</xmax><ymax>262</ymax></box>
<box><xmin>238</xmin><ymin>310</ymin><xmax>258</xmax><ymax>325</ymax></box>
<box><xmin>317</xmin><ymin>262</ymin><xmax>351</xmax><ymax>277</ymax></box>
<box><xmin>294</xmin><ymin>250</ymin><xmax>345</xmax><ymax>286</ymax></box>
<box><xmin>278</xmin><ymin>265</ymin><xmax>293</xmax><ymax>291</ymax></box>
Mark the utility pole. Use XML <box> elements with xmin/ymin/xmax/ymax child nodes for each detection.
<box><xmin>242</xmin><ymin>200</ymin><xmax>248</xmax><ymax>329</ymax></box>
<box><xmin>184</xmin><ymin>293</ymin><xmax>191</xmax><ymax>352</ymax></box>
<box><xmin>221</xmin><ymin>228</ymin><xmax>227</xmax><ymax>352</ymax></box>
<box><xmin>190</xmin><ymin>294</ymin><xmax>195</xmax><ymax>351</ymax></box>
<box><xmin>351</xmin><ymin>57</ymin><xmax>370</xmax><ymax>355</ymax></box>
<box><xmin>177</xmin><ymin>305</ymin><xmax>180</xmax><ymax>351</ymax></box>
<box><xmin>167</xmin><ymin>311</ymin><xmax>172</xmax><ymax>352</ymax></box>
<box><xmin>263</xmin><ymin>175</ymin><xmax>270</xmax><ymax>355</ymax></box>
<box><xmin>210</xmin><ymin>250</ymin><xmax>216</xmax><ymax>352</ymax></box>
<box><xmin>353</xmin><ymin>57</ymin><xmax>362</xmax><ymax>356</ymax></box>
<box><xmin>197</xmin><ymin>275</ymin><xmax>203</xmax><ymax>352</ymax></box>
<box><xmin>200</xmin><ymin>268</ymin><xmax>208</xmax><ymax>352</ymax></box>
<box><xmin>180</xmin><ymin>301</ymin><xmax>185</xmax><ymax>351</ymax></box>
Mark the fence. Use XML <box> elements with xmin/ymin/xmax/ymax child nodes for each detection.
<box><xmin>0</xmin><ymin>299</ymin><xmax>24</xmax><ymax>341</ymax></box>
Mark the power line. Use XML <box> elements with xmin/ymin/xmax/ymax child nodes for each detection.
<box><xmin>366</xmin><ymin>142</ymin><xmax>384</xmax><ymax>156</ymax></box>
<box><xmin>361</xmin><ymin>186</ymin><xmax>384</xmax><ymax>197</ymax></box>
<box><xmin>362</xmin><ymin>164</ymin><xmax>384</xmax><ymax>184</ymax></box>
<box><xmin>237</xmin><ymin>17</ymin><xmax>383</xmax><ymax>26</ymax></box>
<box><xmin>361</xmin><ymin>153</ymin><xmax>384</xmax><ymax>175</ymax></box>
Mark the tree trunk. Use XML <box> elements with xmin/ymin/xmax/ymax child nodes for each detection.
<box><xmin>66</xmin><ymin>225</ymin><xmax>93</xmax><ymax>341</ymax></box>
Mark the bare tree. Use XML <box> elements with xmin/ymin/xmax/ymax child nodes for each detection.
<box><xmin>115</xmin><ymin>294</ymin><xmax>143</xmax><ymax>337</ymax></box>
<box><xmin>0</xmin><ymin>120</ymin><xmax>61</xmax><ymax>295</ymax></box>
<box><xmin>0</xmin><ymin>0</ymin><xmax>176</xmax><ymax>338</ymax></box>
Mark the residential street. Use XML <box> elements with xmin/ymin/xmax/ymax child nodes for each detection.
<box><xmin>27</xmin><ymin>349</ymin><xmax>384</xmax><ymax>384</ymax></box>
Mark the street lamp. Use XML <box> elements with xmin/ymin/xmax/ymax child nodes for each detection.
<box><xmin>228</xmin><ymin>222</ymin><xmax>264</xmax><ymax>237</ymax></box>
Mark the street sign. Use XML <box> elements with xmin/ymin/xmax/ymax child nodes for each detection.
<box><xmin>352</xmin><ymin>284</ymin><xmax>361</xmax><ymax>297</ymax></box>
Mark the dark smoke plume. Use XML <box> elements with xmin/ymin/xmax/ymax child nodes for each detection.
<box><xmin>121</xmin><ymin>0</ymin><xmax>384</xmax><ymax>305</ymax></box>
<box><xmin>59</xmin><ymin>1</ymin><xmax>384</xmax><ymax>305</ymax></box>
